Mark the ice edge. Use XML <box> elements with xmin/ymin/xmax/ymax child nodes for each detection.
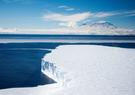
<box><xmin>41</xmin><ymin>58</ymin><xmax>65</xmax><ymax>86</ymax></box>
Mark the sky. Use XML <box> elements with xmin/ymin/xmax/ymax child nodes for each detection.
<box><xmin>0</xmin><ymin>0</ymin><xmax>135</xmax><ymax>30</ymax></box>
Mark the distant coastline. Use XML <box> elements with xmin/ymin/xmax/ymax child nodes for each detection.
<box><xmin>0</xmin><ymin>34</ymin><xmax>135</xmax><ymax>43</ymax></box>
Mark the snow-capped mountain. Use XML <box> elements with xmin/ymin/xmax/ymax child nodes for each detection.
<box><xmin>89</xmin><ymin>21</ymin><xmax>117</xmax><ymax>29</ymax></box>
<box><xmin>82</xmin><ymin>21</ymin><xmax>117</xmax><ymax>29</ymax></box>
<box><xmin>79</xmin><ymin>21</ymin><xmax>135</xmax><ymax>35</ymax></box>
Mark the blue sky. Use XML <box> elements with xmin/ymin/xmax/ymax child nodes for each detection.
<box><xmin>0</xmin><ymin>0</ymin><xmax>135</xmax><ymax>29</ymax></box>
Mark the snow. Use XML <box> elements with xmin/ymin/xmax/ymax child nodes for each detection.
<box><xmin>0</xmin><ymin>83</ymin><xmax>62</xmax><ymax>95</ymax></box>
<box><xmin>0</xmin><ymin>45</ymin><xmax>135</xmax><ymax>95</ymax></box>
<box><xmin>43</xmin><ymin>45</ymin><xmax>135</xmax><ymax>95</ymax></box>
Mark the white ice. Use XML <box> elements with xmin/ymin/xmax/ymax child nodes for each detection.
<box><xmin>0</xmin><ymin>45</ymin><xmax>135</xmax><ymax>95</ymax></box>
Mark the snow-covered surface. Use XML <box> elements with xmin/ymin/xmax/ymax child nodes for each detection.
<box><xmin>0</xmin><ymin>45</ymin><xmax>135</xmax><ymax>95</ymax></box>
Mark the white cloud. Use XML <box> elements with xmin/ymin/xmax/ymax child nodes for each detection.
<box><xmin>43</xmin><ymin>12</ymin><xmax>92</xmax><ymax>27</ymax></box>
<box><xmin>93</xmin><ymin>10</ymin><xmax>135</xmax><ymax>18</ymax></box>
<box><xmin>58</xmin><ymin>5</ymin><xmax>75</xmax><ymax>11</ymax></box>
<box><xmin>88</xmin><ymin>10</ymin><xmax>135</xmax><ymax>18</ymax></box>
<box><xmin>0</xmin><ymin>28</ymin><xmax>17</xmax><ymax>33</ymax></box>
<box><xmin>96</xmin><ymin>20</ymin><xmax>107</xmax><ymax>23</ymax></box>
<box><xmin>43</xmin><ymin>9</ymin><xmax>135</xmax><ymax>28</ymax></box>
<box><xmin>94</xmin><ymin>12</ymin><xmax>116</xmax><ymax>18</ymax></box>
<box><xmin>43</xmin><ymin>10</ymin><xmax>135</xmax><ymax>28</ymax></box>
<box><xmin>43</xmin><ymin>11</ymin><xmax>120</xmax><ymax>28</ymax></box>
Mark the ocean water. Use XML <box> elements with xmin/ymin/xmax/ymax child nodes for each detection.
<box><xmin>0</xmin><ymin>43</ymin><xmax>60</xmax><ymax>89</ymax></box>
<box><xmin>0</xmin><ymin>34</ymin><xmax>135</xmax><ymax>89</ymax></box>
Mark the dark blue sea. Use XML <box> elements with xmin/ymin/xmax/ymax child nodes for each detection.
<box><xmin>0</xmin><ymin>34</ymin><xmax>135</xmax><ymax>89</ymax></box>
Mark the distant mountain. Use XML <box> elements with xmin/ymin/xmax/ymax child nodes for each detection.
<box><xmin>79</xmin><ymin>21</ymin><xmax>135</xmax><ymax>35</ymax></box>
<box><xmin>82</xmin><ymin>21</ymin><xmax>117</xmax><ymax>29</ymax></box>
<box><xmin>90</xmin><ymin>22</ymin><xmax>117</xmax><ymax>29</ymax></box>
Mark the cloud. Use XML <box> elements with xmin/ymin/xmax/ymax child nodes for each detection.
<box><xmin>58</xmin><ymin>5</ymin><xmax>75</xmax><ymax>11</ymax></box>
<box><xmin>42</xmin><ymin>11</ymin><xmax>125</xmax><ymax>27</ymax></box>
<box><xmin>0</xmin><ymin>28</ymin><xmax>17</xmax><ymax>33</ymax></box>
<box><xmin>94</xmin><ymin>12</ymin><xmax>116</xmax><ymax>18</ymax></box>
<box><xmin>43</xmin><ymin>9</ymin><xmax>135</xmax><ymax>29</ymax></box>
<box><xmin>88</xmin><ymin>10</ymin><xmax>135</xmax><ymax>18</ymax></box>
<box><xmin>93</xmin><ymin>10</ymin><xmax>135</xmax><ymax>18</ymax></box>
<box><xmin>43</xmin><ymin>11</ymin><xmax>119</xmax><ymax>28</ymax></box>
<box><xmin>122</xmin><ymin>10</ymin><xmax>135</xmax><ymax>17</ymax></box>
<box><xmin>43</xmin><ymin>12</ymin><xmax>92</xmax><ymax>27</ymax></box>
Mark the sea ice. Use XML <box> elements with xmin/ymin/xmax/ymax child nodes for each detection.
<box><xmin>0</xmin><ymin>45</ymin><xmax>135</xmax><ymax>95</ymax></box>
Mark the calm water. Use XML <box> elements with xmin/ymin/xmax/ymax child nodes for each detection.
<box><xmin>0</xmin><ymin>34</ymin><xmax>135</xmax><ymax>89</ymax></box>
<box><xmin>0</xmin><ymin>43</ymin><xmax>58</xmax><ymax>89</ymax></box>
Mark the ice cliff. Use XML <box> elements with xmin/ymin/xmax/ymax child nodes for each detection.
<box><xmin>41</xmin><ymin>59</ymin><xmax>65</xmax><ymax>85</ymax></box>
